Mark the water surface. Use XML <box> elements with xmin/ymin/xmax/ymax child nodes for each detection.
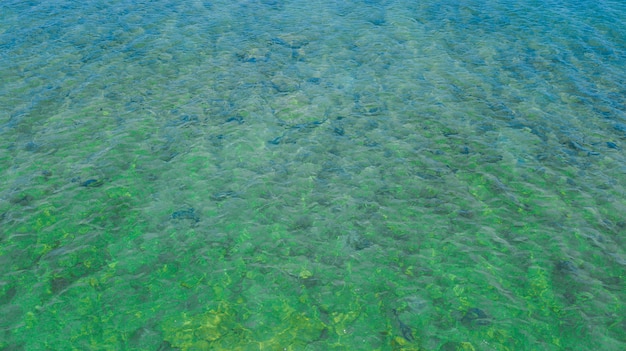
<box><xmin>1</xmin><ymin>0</ymin><xmax>625</xmax><ymax>350</ymax></box>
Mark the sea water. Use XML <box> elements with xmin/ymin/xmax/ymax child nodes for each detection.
<box><xmin>1</xmin><ymin>0</ymin><xmax>625</xmax><ymax>350</ymax></box>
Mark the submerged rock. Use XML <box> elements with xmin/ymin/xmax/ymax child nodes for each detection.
<box><xmin>81</xmin><ymin>179</ymin><xmax>104</xmax><ymax>188</ymax></box>
<box><xmin>171</xmin><ymin>208</ymin><xmax>199</xmax><ymax>223</ymax></box>
<box><xmin>392</xmin><ymin>309</ymin><xmax>414</xmax><ymax>342</ymax></box>
<box><xmin>555</xmin><ymin>260</ymin><xmax>578</xmax><ymax>275</ymax></box>
<box><xmin>461</xmin><ymin>307</ymin><xmax>491</xmax><ymax>327</ymax></box>
<box><xmin>210</xmin><ymin>191</ymin><xmax>238</xmax><ymax>201</ymax></box>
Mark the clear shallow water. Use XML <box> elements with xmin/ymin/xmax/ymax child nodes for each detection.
<box><xmin>1</xmin><ymin>0</ymin><xmax>625</xmax><ymax>350</ymax></box>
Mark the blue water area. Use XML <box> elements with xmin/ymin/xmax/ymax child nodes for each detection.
<box><xmin>1</xmin><ymin>0</ymin><xmax>625</xmax><ymax>350</ymax></box>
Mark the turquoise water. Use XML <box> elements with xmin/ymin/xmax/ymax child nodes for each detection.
<box><xmin>1</xmin><ymin>0</ymin><xmax>625</xmax><ymax>350</ymax></box>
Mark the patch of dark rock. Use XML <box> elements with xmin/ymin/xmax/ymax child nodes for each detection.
<box><xmin>171</xmin><ymin>208</ymin><xmax>200</xmax><ymax>223</ymax></box>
